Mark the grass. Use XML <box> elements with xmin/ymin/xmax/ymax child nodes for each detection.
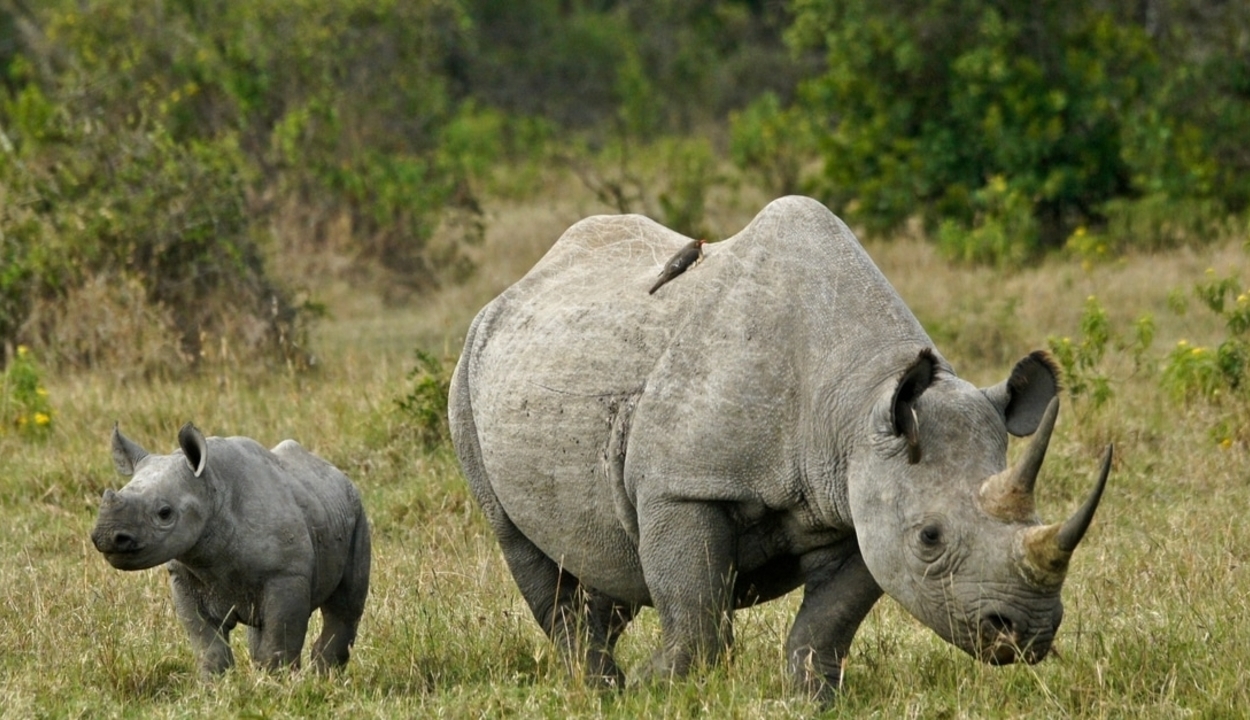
<box><xmin>1</xmin><ymin>182</ymin><xmax>1247</xmax><ymax>718</ymax></box>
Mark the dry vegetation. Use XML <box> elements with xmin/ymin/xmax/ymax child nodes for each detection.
<box><xmin>1</xmin><ymin>178</ymin><xmax>1247</xmax><ymax>718</ymax></box>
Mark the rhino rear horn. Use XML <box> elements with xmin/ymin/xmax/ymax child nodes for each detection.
<box><xmin>979</xmin><ymin>397</ymin><xmax>1058</xmax><ymax>522</ymax></box>
<box><xmin>178</xmin><ymin>422</ymin><xmax>208</xmax><ymax>478</ymax></box>
<box><xmin>111</xmin><ymin>423</ymin><xmax>149</xmax><ymax>476</ymax></box>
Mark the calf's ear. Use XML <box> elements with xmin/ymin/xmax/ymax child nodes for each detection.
<box><xmin>111</xmin><ymin>422</ymin><xmax>149</xmax><ymax>476</ymax></box>
<box><xmin>178</xmin><ymin>422</ymin><xmax>208</xmax><ymax>478</ymax></box>
<box><xmin>984</xmin><ymin>351</ymin><xmax>1060</xmax><ymax>437</ymax></box>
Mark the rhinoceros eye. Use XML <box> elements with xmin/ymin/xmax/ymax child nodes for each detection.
<box><xmin>919</xmin><ymin>524</ymin><xmax>942</xmax><ymax>547</ymax></box>
<box><xmin>912</xmin><ymin>520</ymin><xmax>948</xmax><ymax>564</ymax></box>
<box><xmin>157</xmin><ymin>505</ymin><xmax>174</xmax><ymax>522</ymax></box>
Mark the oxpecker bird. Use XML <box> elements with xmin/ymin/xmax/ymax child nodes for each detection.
<box><xmin>649</xmin><ymin>238</ymin><xmax>707</xmax><ymax>295</ymax></box>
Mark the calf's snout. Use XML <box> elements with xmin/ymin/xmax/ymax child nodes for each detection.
<box><xmin>91</xmin><ymin>527</ymin><xmax>138</xmax><ymax>554</ymax></box>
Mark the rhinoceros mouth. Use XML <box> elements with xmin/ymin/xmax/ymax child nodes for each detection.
<box><xmin>100</xmin><ymin>548</ymin><xmax>164</xmax><ymax>571</ymax></box>
<box><xmin>969</xmin><ymin>612</ymin><xmax>1053</xmax><ymax>665</ymax></box>
<box><xmin>978</xmin><ymin>635</ymin><xmax>1050</xmax><ymax>665</ymax></box>
<box><xmin>96</xmin><ymin>541</ymin><xmax>166</xmax><ymax>571</ymax></box>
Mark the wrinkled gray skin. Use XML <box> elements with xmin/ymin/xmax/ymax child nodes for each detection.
<box><xmin>449</xmin><ymin>196</ymin><xmax>1111</xmax><ymax>700</ymax></box>
<box><xmin>91</xmin><ymin>423</ymin><xmax>371</xmax><ymax>677</ymax></box>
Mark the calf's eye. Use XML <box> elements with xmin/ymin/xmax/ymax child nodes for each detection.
<box><xmin>157</xmin><ymin>506</ymin><xmax>174</xmax><ymax>522</ymax></box>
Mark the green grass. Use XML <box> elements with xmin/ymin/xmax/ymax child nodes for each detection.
<box><xmin>1</xmin><ymin>191</ymin><xmax>1247</xmax><ymax>718</ymax></box>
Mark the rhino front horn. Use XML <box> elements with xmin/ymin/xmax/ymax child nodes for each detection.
<box><xmin>979</xmin><ymin>397</ymin><xmax>1059</xmax><ymax>522</ymax></box>
<box><xmin>1019</xmin><ymin>444</ymin><xmax>1113</xmax><ymax>587</ymax></box>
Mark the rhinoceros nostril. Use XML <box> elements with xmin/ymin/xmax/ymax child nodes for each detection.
<box><xmin>112</xmin><ymin>532</ymin><xmax>137</xmax><ymax>552</ymax></box>
<box><xmin>982</xmin><ymin>612</ymin><xmax>1015</xmax><ymax>637</ymax></box>
<box><xmin>978</xmin><ymin>613</ymin><xmax>1024</xmax><ymax>665</ymax></box>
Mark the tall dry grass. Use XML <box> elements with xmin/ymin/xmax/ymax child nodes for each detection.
<box><xmin>0</xmin><ymin>179</ymin><xmax>1246</xmax><ymax>718</ymax></box>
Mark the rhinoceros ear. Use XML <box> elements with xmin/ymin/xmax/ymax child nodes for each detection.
<box><xmin>178</xmin><ymin>422</ymin><xmax>208</xmax><ymax>478</ymax></box>
<box><xmin>984</xmin><ymin>351</ymin><xmax>1060</xmax><ymax>437</ymax></box>
<box><xmin>892</xmin><ymin>349</ymin><xmax>936</xmax><ymax>464</ymax></box>
<box><xmin>111</xmin><ymin>422</ymin><xmax>149</xmax><ymax>476</ymax></box>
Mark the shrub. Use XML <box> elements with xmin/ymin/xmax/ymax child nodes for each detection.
<box><xmin>1047</xmin><ymin>295</ymin><xmax>1154</xmax><ymax>413</ymax></box>
<box><xmin>936</xmin><ymin>176</ymin><xmax>1038</xmax><ymax>266</ymax></box>
<box><xmin>0</xmin><ymin>345</ymin><xmax>53</xmax><ymax>439</ymax></box>
<box><xmin>729</xmin><ymin>92</ymin><xmax>818</xmax><ymax>197</ymax></box>
<box><xmin>1161</xmin><ymin>269</ymin><xmax>1250</xmax><ymax>410</ymax></box>
<box><xmin>394</xmin><ymin>350</ymin><xmax>455</xmax><ymax>451</ymax></box>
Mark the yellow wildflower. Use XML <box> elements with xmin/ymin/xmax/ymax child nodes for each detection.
<box><xmin>1220</xmin><ymin>437</ymin><xmax>1234</xmax><ymax>450</ymax></box>
<box><xmin>34</xmin><ymin>412</ymin><xmax>50</xmax><ymax>426</ymax></box>
<box><xmin>17</xmin><ymin>345</ymin><xmax>29</xmax><ymax>357</ymax></box>
<box><xmin>36</xmin><ymin>387</ymin><xmax>48</xmax><ymax>397</ymax></box>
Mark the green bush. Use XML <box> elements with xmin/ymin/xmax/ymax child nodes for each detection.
<box><xmin>1047</xmin><ymin>295</ymin><xmax>1154</xmax><ymax>413</ymax></box>
<box><xmin>787</xmin><ymin>0</ymin><xmax>1245</xmax><ymax>255</ymax></box>
<box><xmin>394</xmin><ymin>350</ymin><xmax>455</xmax><ymax>451</ymax></box>
<box><xmin>0</xmin><ymin>344</ymin><xmax>53</xmax><ymax>439</ymax></box>
<box><xmin>729</xmin><ymin>92</ymin><xmax>818</xmax><ymax>197</ymax></box>
<box><xmin>1</xmin><ymin>0</ymin><xmax>531</xmax><ymax>367</ymax></box>
<box><xmin>656</xmin><ymin>138</ymin><xmax>717</xmax><ymax>239</ymax></box>
<box><xmin>1161</xmin><ymin>269</ymin><xmax>1250</xmax><ymax>409</ymax></box>
<box><xmin>0</xmin><ymin>66</ymin><xmax>308</xmax><ymax>370</ymax></box>
<box><xmin>935</xmin><ymin>175</ymin><xmax>1037</xmax><ymax>266</ymax></box>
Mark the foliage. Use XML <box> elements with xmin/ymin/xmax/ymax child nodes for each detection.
<box><xmin>0</xmin><ymin>344</ymin><xmax>52</xmax><ymax>438</ymax></box>
<box><xmin>394</xmin><ymin>349</ymin><xmax>455</xmax><ymax>451</ymax></box>
<box><xmin>936</xmin><ymin>175</ymin><xmax>1038</xmax><ymax>266</ymax></box>
<box><xmin>729</xmin><ymin>91</ymin><xmax>819</xmax><ymax>197</ymax></box>
<box><xmin>460</xmin><ymin>0</ymin><xmax>805</xmax><ymax>134</ymax></box>
<box><xmin>1047</xmin><ymin>295</ymin><xmax>1154</xmax><ymax>412</ymax></box>
<box><xmin>786</xmin><ymin>0</ymin><xmax>1246</xmax><ymax>262</ymax></box>
<box><xmin>655</xmin><ymin>138</ymin><xmax>718</xmax><ymax>239</ymax></box>
<box><xmin>1160</xmin><ymin>268</ymin><xmax>1250</xmax><ymax>446</ymax></box>
<box><xmin>1143</xmin><ymin>1</ymin><xmax>1250</xmax><ymax>215</ymax></box>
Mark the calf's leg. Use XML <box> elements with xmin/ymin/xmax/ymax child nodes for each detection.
<box><xmin>251</xmin><ymin>576</ymin><xmax>312</xmax><ymax>670</ymax></box>
<box><xmin>169</xmin><ymin>572</ymin><xmax>234</xmax><ymax>677</ymax></box>
<box><xmin>312</xmin><ymin>513</ymin><xmax>371</xmax><ymax>671</ymax></box>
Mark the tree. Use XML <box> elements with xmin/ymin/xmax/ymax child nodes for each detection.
<box><xmin>788</xmin><ymin>0</ymin><xmax>1159</xmax><ymax>257</ymax></box>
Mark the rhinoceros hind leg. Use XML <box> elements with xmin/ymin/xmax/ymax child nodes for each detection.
<box><xmin>494</xmin><ymin>515</ymin><xmax>629</xmax><ymax>688</ymax></box>
<box><xmin>312</xmin><ymin>514</ymin><xmax>371</xmax><ymax>671</ymax></box>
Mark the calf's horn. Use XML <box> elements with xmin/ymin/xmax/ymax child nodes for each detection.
<box><xmin>979</xmin><ymin>397</ymin><xmax>1059</xmax><ymax>522</ymax></box>
<box><xmin>1019</xmin><ymin>444</ymin><xmax>1113</xmax><ymax>587</ymax></box>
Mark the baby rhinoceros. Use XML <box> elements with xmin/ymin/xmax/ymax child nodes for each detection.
<box><xmin>90</xmin><ymin>423</ymin><xmax>371</xmax><ymax>677</ymax></box>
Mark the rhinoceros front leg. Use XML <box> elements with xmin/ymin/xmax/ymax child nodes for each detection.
<box><xmin>637</xmin><ymin>499</ymin><xmax>736</xmax><ymax>678</ymax></box>
<box><xmin>248</xmin><ymin>576</ymin><xmax>312</xmax><ymax>670</ymax></box>
<box><xmin>169</xmin><ymin>572</ymin><xmax>234</xmax><ymax>677</ymax></box>
<box><xmin>786</xmin><ymin>543</ymin><xmax>883</xmax><ymax>702</ymax></box>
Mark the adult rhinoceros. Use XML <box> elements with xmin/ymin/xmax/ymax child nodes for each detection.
<box><xmin>448</xmin><ymin>196</ymin><xmax>1110</xmax><ymax>699</ymax></box>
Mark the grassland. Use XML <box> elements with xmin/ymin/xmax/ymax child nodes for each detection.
<box><xmin>1</xmin><ymin>183</ymin><xmax>1247</xmax><ymax>718</ymax></box>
